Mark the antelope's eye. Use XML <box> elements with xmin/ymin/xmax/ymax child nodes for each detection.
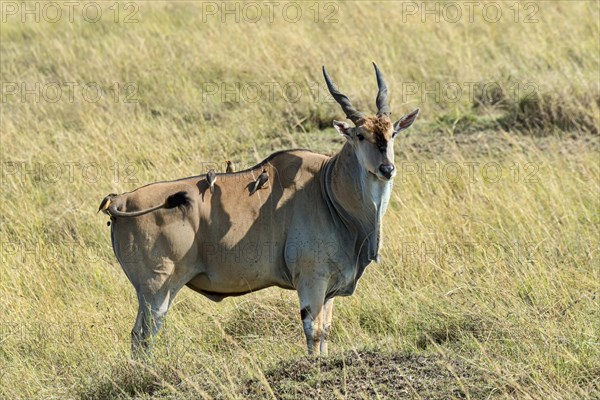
<box><xmin>356</xmin><ymin>134</ymin><xmax>364</xmax><ymax>141</ymax></box>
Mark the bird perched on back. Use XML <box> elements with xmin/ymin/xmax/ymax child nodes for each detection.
<box><xmin>206</xmin><ymin>169</ymin><xmax>217</xmax><ymax>194</ymax></box>
<box><xmin>97</xmin><ymin>194</ymin><xmax>116</xmax><ymax>213</ymax></box>
<box><xmin>225</xmin><ymin>160</ymin><xmax>234</xmax><ymax>173</ymax></box>
<box><xmin>249</xmin><ymin>168</ymin><xmax>268</xmax><ymax>195</ymax></box>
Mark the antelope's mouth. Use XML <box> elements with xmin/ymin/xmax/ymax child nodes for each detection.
<box><xmin>368</xmin><ymin>170</ymin><xmax>394</xmax><ymax>182</ymax></box>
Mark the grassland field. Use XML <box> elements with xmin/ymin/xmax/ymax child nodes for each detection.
<box><xmin>0</xmin><ymin>1</ymin><xmax>599</xmax><ymax>399</ymax></box>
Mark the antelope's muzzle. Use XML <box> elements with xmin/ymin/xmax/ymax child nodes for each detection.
<box><xmin>379</xmin><ymin>163</ymin><xmax>395</xmax><ymax>180</ymax></box>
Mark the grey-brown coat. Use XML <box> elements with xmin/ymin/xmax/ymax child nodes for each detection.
<box><xmin>99</xmin><ymin>63</ymin><xmax>419</xmax><ymax>356</ymax></box>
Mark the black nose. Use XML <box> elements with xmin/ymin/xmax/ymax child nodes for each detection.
<box><xmin>379</xmin><ymin>164</ymin><xmax>395</xmax><ymax>179</ymax></box>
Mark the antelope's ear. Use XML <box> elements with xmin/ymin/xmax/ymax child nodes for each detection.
<box><xmin>393</xmin><ymin>108</ymin><xmax>420</xmax><ymax>136</ymax></box>
<box><xmin>333</xmin><ymin>120</ymin><xmax>353</xmax><ymax>140</ymax></box>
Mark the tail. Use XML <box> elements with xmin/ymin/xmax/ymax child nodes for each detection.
<box><xmin>98</xmin><ymin>191</ymin><xmax>190</xmax><ymax>218</ymax></box>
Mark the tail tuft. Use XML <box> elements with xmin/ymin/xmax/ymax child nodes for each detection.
<box><xmin>165</xmin><ymin>191</ymin><xmax>190</xmax><ymax>209</ymax></box>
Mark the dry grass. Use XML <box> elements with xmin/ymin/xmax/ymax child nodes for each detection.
<box><xmin>1</xmin><ymin>1</ymin><xmax>599</xmax><ymax>399</ymax></box>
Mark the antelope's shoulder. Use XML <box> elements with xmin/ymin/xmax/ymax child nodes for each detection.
<box><xmin>264</xmin><ymin>148</ymin><xmax>329</xmax><ymax>172</ymax></box>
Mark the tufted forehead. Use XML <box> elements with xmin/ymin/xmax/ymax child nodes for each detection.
<box><xmin>357</xmin><ymin>115</ymin><xmax>394</xmax><ymax>143</ymax></box>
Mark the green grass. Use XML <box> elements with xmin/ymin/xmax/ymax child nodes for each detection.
<box><xmin>1</xmin><ymin>1</ymin><xmax>599</xmax><ymax>399</ymax></box>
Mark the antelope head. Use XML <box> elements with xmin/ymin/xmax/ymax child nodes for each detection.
<box><xmin>323</xmin><ymin>63</ymin><xmax>419</xmax><ymax>181</ymax></box>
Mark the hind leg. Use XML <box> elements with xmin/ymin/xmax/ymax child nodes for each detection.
<box><xmin>131</xmin><ymin>287</ymin><xmax>171</xmax><ymax>357</ymax></box>
<box><xmin>129</xmin><ymin>260</ymin><xmax>198</xmax><ymax>358</ymax></box>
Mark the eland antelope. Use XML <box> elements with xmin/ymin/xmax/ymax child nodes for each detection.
<box><xmin>99</xmin><ymin>63</ymin><xmax>419</xmax><ymax>356</ymax></box>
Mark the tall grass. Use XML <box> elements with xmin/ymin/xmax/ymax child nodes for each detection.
<box><xmin>1</xmin><ymin>1</ymin><xmax>598</xmax><ymax>398</ymax></box>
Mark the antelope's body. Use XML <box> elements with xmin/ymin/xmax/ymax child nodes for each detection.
<box><xmin>100</xmin><ymin>64</ymin><xmax>419</xmax><ymax>356</ymax></box>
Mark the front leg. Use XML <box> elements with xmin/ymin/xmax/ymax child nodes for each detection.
<box><xmin>320</xmin><ymin>298</ymin><xmax>334</xmax><ymax>355</ymax></box>
<box><xmin>297</xmin><ymin>278</ymin><xmax>328</xmax><ymax>355</ymax></box>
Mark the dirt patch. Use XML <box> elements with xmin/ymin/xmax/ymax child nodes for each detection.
<box><xmin>243</xmin><ymin>350</ymin><xmax>496</xmax><ymax>399</ymax></box>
